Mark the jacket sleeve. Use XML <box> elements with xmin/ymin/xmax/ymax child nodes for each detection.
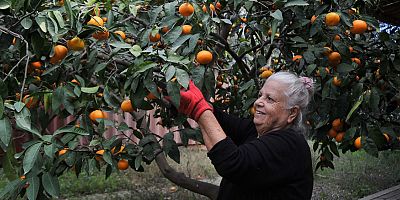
<box><xmin>213</xmin><ymin>108</ymin><xmax>257</xmax><ymax>145</ymax></box>
<box><xmin>207</xmin><ymin>132</ymin><xmax>301</xmax><ymax>186</ymax></box>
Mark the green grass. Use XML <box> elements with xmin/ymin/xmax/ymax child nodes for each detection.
<box><xmin>312</xmin><ymin>149</ymin><xmax>400</xmax><ymax>199</ymax></box>
<box><xmin>1</xmin><ymin>145</ymin><xmax>400</xmax><ymax>200</ymax></box>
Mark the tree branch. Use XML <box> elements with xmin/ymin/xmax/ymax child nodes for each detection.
<box><xmin>155</xmin><ymin>150</ymin><xmax>219</xmax><ymax>200</ymax></box>
<box><xmin>0</xmin><ymin>26</ymin><xmax>30</xmax><ymax>101</ymax></box>
<box><xmin>97</xmin><ymin>52</ymin><xmax>131</xmax><ymax>66</ymax></box>
<box><xmin>210</xmin><ymin>32</ymin><xmax>250</xmax><ymax>81</ymax></box>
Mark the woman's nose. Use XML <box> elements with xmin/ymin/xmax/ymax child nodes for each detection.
<box><xmin>254</xmin><ymin>98</ymin><xmax>263</xmax><ymax>107</ymax></box>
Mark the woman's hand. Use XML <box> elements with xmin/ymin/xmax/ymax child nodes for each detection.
<box><xmin>174</xmin><ymin>80</ymin><xmax>213</xmax><ymax>121</ymax></box>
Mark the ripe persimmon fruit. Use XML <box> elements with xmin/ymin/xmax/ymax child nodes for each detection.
<box><xmin>310</xmin><ymin>15</ymin><xmax>317</xmax><ymax>24</ymax></box>
<box><xmin>89</xmin><ymin>110</ymin><xmax>106</xmax><ymax>122</ymax></box>
<box><xmin>114</xmin><ymin>31</ymin><xmax>126</xmax><ymax>40</ymax></box>
<box><xmin>118</xmin><ymin>159</ymin><xmax>129</xmax><ymax>170</ymax></box>
<box><xmin>350</xmin><ymin>20</ymin><xmax>367</xmax><ymax>34</ymax></box>
<box><xmin>209</xmin><ymin>4</ymin><xmax>216</xmax><ymax>12</ymax></box>
<box><xmin>58</xmin><ymin>148</ymin><xmax>68</xmax><ymax>156</ymax></box>
<box><xmin>149</xmin><ymin>32</ymin><xmax>161</xmax><ymax>42</ymax></box>
<box><xmin>92</xmin><ymin>29</ymin><xmax>110</xmax><ymax>40</ymax></box>
<box><xmin>178</xmin><ymin>3</ymin><xmax>194</xmax><ymax>17</ymax></box>
<box><xmin>67</xmin><ymin>37</ymin><xmax>85</xmax><ymax>51</ymax></box>
<box><xmin>351</xmin><ymin>58</ymin><xmax>361</xmax><ymax>66</ymax></box>
<box><xmin>325</xmin><ymin>12</ymin><xmax>340</xmax><ymax>26</ymax></box>
<box><xmin>260</xmin><ymin>70</ymin><xmax>273</xmax><ymax>79</ymax></box>
<box><xmin>30</xmin><ymin>61</ymin><xmax>42</xmax><ymax>69</ymax></box>
<box><xmin>50</xmin><ymin>45</ymin><xmax>68</xmax><ymax>64</ymax></box>
<box><xmin>121</xmin><ymin>100</ymin><xmax>134</xmax><ymax>112</ymax></box>
<box><xmin>328</xmin><ymin>51</ymin><xmax>341</xmax><ymax>66</ymax></box>
<box><xmin>328</xmin><ymin>128</ymin><xmax>337</xmax><ymax>138</ymax></box>
<box><xmin>181</xmin><ymin>25</ymin><xmax>192</xmax><ymax>35</ymax></box>
<box><xmin>335</xmin><ymin>132</ymin><xmax>345</xmax><ymax>143</ymax></box>
<box><xmin>354</xmin><ymin>137</ymin><xmax>361</xmax><ymax>149</ymax></box>
<box><xmin>87</xmin><ymin>16</ymin><xmax>104</xmax><ymax>27</ymax></box>
<box><xmin>332</xmin><ymin>76</ymin><xmax>342</xmax><ymax>87</ymax></box>
<box><xmin>292</xmin><ymin>55</ymin><xmax>302</xmax><ymax>63</ymax></box>
<box><xmin>196</xmin><ymin>50</ymin><xmax>213</xmax><ymax>65</ymax></box>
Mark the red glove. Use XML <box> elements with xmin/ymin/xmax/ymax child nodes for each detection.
<box><xmin>176</xmin><ymin>80</ymin><xmax>213</xmax><ymax>121</ymax></box>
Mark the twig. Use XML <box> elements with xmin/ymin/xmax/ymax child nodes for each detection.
<box><xmin>0</xmin><ymin>26</ymin><xmax>30</xmax><ymax>101</ymax></box>
<box><xmin>3</xmin><ymin>55</ymin><xmax>28</xmax><ymax>82</ymax></box>
<box><xmin>210</xmin><ymin>32</ymin><xmax>251</xmax><ymax>81</ymax></box>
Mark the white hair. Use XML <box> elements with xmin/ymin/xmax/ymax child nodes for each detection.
<box><xmin>265</xmin><ymin>71</ymin><xmax>314</xmax><ymax>134</ymax></box>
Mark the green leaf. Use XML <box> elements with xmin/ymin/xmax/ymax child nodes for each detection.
<box><xmin>270</xmin><ymin>9</ymin><xmax>283</xmax><ymax>21</ymax></box>
<box><xmin>21</xmin><ymin>18</ymin><xmax>33</xmax><ymax>29</ymax></box>
<box><xmin>129</xmin><ymin>4</ymin><xmax>138</xmax><ymax>16</ymax></box>
<box><xmin>44</xmin><ymin>144</ymin><xmax>57</xmax><ymax>158</ymax></box>
<box><xmin>134</xmin><ymin>155</ymin><xmax>142</xmax><ymax>170</ymax></box>
<box><xmin>167</xmin><ymin>81</ymin><xmax>181</xmax><ymax>109</ymax></box>
<box><xmin>0</xmin><ymin>0</ymin><xmax>11</xmax><ymax>9</ymax></box>
<box><xmin>46</xmin><ymin>17</ymin><xmax>56</xmax><ymax>36</ymax></box>
<box><xmin>336</xmin><ymin>63</ymin><xmax>354</xmax><ymax>73</ymax></box>
<box><xmin>369</xmin><ymin>87</ymin><xmax>380</xmax><ymax>113</ymax></box>
<box><xmin>163</xmin><ymin>132</ymin><xmax>180</xmax><ymax>163</ymax></box>
<box><xmin>52</xmin><ymin>10</ymin><xmax>65</xmax><ymax>28</ymax></box>
<box><xmin>3</xmin><ymin>143</ymin><xmax>17</xmax><ymax>181</ymax></box>
<box><xmin>165</xmin><ymin>65</ymin><xmax>176</xmax><ymax>81</ymax></box>
<box><xmin>132</xmin><ymin>62</ymin><xmax>158</xmax><ymax>77</ymax></box>
<box><xmin>150</xmin><ymin>6</ymin><xmax>162</xmax><ymax>25</ymax></box>
<box><xmin>14</xmin><ymin>101</ymin><xmax>25</xmax><ymax>112</ymax></box>
<box><xmin>66</xmin><ymin>1</ymin><xmax>76</xmax><ymax>29</ymax></box>
<box><xmin>81</xmin><ymin>86</ymin><xmax>99</xmax><ymax>94</ymax></box>
<box><xmin>306</xmin><ymin>64</ymin><xmax>317</xmax><ymax>76</ymax></box>
<box><xmin>284</xmin><ymin>0</ymin><xmax>308</xmax><ymax>7</ymax></box>
<box><xmin>110</xmin><ymin>41</ymin><xmax>131</xmax><ymax>48</ymax></box>
<box><xmin>102</xmin><ymin>151</ymin><xmax>113</xmax><ymax>165</ymax></box>
<box><xmin>164</xmin><ymin>26</ymin><xmax>182</xmax><ymax>44</ymax></box>
<box><xmin>346</xmin><ymin>94</ymin><xmax>363</xmax><ymax>122</ymax></box>
<box><xmin>171</xmin><ymin>35</ymin><xmax>191</xmax><ymax>51</ymax></box>
<box><xmin>0</xmin><ymin>117</ymin><xmax>12</xmax><ymax>148</ymax></box>
<box><xmin>23</xmin><ymin>142</ymin><xmax>42</xmax><ymax>174</ymax></box>
<box><xmin>238</xmin><ymin>79</ymin><xmax>255</xmax><ymax>93</ymax></box>
<box><xmin>364</xmin><ymin>137</ymin><xmax>379</xmax><ymax>157</ymax></box>
<box><xmin>103</xmin><ymin>86</ymin><xmax>119</xmax><ymax>108</ymax></box>
<box><xmin>0</xmin><ymin>179</ymin><xmax>22</xmax><ymax>200</ymax></box>
<box><xmin>27</xmin><ymin>176</ymin><xmax>40</xmax><ymax>200</ymax></box>
<box><xmin>220</xmin><ymin>19</ymin><xmax>232</xmax><ymax>25</ymax></box>
<box><xmin>53</xmin><ymin>125</ymin><xmax>90</xmax><ymax>136</ymax></box>
<box><xmin>183</xmin><ymin>34</ymin><xmax>200</xmax><ymax>55</ymax></box>
<box><xmin>176</xmin><ymin>68</ymin><xmax>189</xmax><ymax>88</ymax></box>
<box><xmin>0</xmin><ymin>79</ymin><xmax>7</xmax><ymax>99</ymax></box>
<box><xmin>42</xmin><ymin>172</ymin><xmax>60</xmax><ymax>197</ymax></box>
<box><xmin>329</xmin><ymin>142</ymin><xmax>340</xmax><ymax>157</ymax></box>
<box><xmin>35</xmin><ymin>15</ymin><xmax>47</xmax><ymax>33</ymax></box>
<box><xmin>52</xmin><ymin>87</ymin><xmax>64</xmax><ymax>112</ymax></box>
<box><xmin>94</xmin><ymin>63</ymin><xmax>107</xmax><ymax>73</ymax></box>
<box><xmin>129</xmin><ymin>45</ymin><xmax>142</xmax><ymax>57</ymax></box>
<box><xmin>15</xmin><ymin>107</ymin><xmax>31</xmax><ymax>130</ymax></box>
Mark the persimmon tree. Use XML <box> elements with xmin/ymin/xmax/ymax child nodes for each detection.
<box><xmin>0</xmin><ymin>0</ymin><xmax>399</xmax><ymax>199</ymax></box>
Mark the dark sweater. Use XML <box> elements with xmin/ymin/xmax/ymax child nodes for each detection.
<box><xmin>207</xmin><ymin>109</ymin><xmax>313</xmax><ymax>200</ymax></box>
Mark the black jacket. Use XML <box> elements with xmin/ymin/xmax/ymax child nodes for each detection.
<box><xmin>207</xmin><ymin>109</ymin><xmax>313</xmax><ymax>200</ymax></box>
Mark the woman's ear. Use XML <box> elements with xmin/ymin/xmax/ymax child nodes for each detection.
<box><xmin>287</xmin><ymin>106</ymin><xmax>300</xmax><ymax>124</ymax></box>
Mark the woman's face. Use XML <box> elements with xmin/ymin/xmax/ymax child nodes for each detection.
<box><xmin>253</xmin><ymin>80</ymin><xmax>295</xmax><ymax>136</ymax></box>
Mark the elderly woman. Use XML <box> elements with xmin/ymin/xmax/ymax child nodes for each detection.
<box><xmin>175</xmin><ymin>71</ymin><xmax>314</xmax><ymax>200</ymax></box>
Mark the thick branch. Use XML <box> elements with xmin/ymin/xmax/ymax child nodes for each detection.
<box><xmin>155</xmin><ymin>151</ymin><xmax>219</xmax><ymax>200</ymax></box>
<box><xmin>249</xmin><ymin>42</ymin><xmax>276</xmax><ymax>77</ymax></box>
<box><xmin>97</xmin><ymin>52</ymin><xmax>131</xmax><ymax>66</ymax></box>
<box><xmin>210</xmin><ymin>32</ymin><xmax>250</xmax><ymax>81</ymax></box>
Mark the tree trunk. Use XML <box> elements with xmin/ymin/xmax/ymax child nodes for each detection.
<box><xmin>155</xmin><ymin>151</ymin><xmax>219</xmax><ymax>200</ymax></box>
